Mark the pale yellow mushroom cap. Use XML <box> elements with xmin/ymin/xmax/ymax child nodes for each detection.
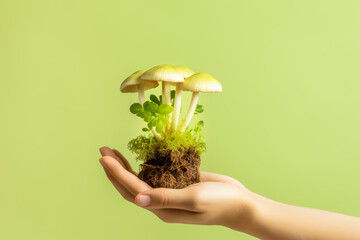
<box><xmin>174</xmin><ymin>66</ymin><xmax>194</xmax><ymax>78</ymax></box>
<box><xmin>180</xmin><ymin>72</ymin><xmax>222</xmax><ymax>93</ymax></box>
<box><xmin>140</xmin><ymin>64</ymin><xmax>184</xmax><ymax>83</ymax></box>
<box><xmin>120</xmin><ymin>70</ymin><xmax>158</xmax><ymax>93</ymax></box>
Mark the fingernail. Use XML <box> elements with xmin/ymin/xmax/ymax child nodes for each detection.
<box><xmin>136</xmin><ymin>194</ymin><xmax>151</xmax><ymax>207</ymax></box>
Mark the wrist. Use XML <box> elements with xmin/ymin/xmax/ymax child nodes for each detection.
<box><xmin>240</xmin><ymin>191</ymin><xmax>282</xmax><ymax>239</ymax></box>
<box><xmin>224</xmin><ymin>189</ymin><xmax>272</xmax><ymax>237</ymax></box>
<box><xmin>221</xmin><ymin>188</ymin><xmax>259</xmax><ymax>233</ymax></box>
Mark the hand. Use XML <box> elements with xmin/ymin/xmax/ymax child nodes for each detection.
<box><xmin>99</xmin><ymin>147</ymin><xmax>360</xmax><ymax>239</ymax></box>
<box><xmin>99</xmin><ymin>147</ymin><xmax>255</xmax><ymax>231</ymax></box>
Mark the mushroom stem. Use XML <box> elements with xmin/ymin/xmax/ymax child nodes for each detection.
<box><xmin>162</xmin><ymin>82</ymin><xmax>171</xmax><ymax>105</ymax></box>
<box><xmin>178</xmin><ymin>92</ymin><xmax>199</xmax><ymax>132</ymax></box>
<box><xmin>138</xmin><ymin>85</ymin><xmax>146</xmax><ymax>105</ymax></box>
<box><xmin>162</xmin><ymin>81</ymin><xmax>172</xmax><ymax>131</ymax></box>
<box><xmin>152</xmin><ymin>127</ymin><xmax>161</xmax><ymax>141</ymax></box>
<box><xmin>170</xmin><ymin>84</ymin><xmax>182</xmax><ymax>131</ymax></box>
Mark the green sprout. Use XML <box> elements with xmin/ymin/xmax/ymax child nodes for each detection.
<box><xmin>130</xmin><ymin>92</ymin><xmax>205</xmax><ymax>138</ymax></box>
<box><xmin>194</xmin><ymin>104</ymin><xmax>204</xmax><ymax>114</ymax></box>
<box><xmin>129</xmin><ymin>100</ymin><xmax>173</xmax><ymax>134</ymax></box>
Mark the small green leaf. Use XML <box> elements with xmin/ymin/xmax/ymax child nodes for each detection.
<box><xmin>147</xmin><ymin>118</ymin><xmax>157</xmax><ymax>129</ymax></box>
<box><xmin>158</xmin><ymin>104</ymin><xmax>173</xmax><ymax>114</ymax></box>
<box><xmin>142</xmin><ymin>128</ymin><xmax>149</xmax><ymax>132</ymax></box>
<box><xmin>157</xmin><ymin>116</ymin><xmax>167</xmax><ymax>125</ymax></box>
<box><xmin>159</xmin><ymin>95</ymin><xmax>162</xmax><ymax>104</ymax></box>
<box><xmin>130</xmin><ymin>103</ymin><xmax>142</xmax><ymax>114</ymax></box>
<box><xmin>195</xmin><ymin>104</ymin><xmax>204</xmax><ymax>113</ymax></box>
<box><xmin>196</xmin><ymin>120</ymin><xmax>204</xmax><ymax>128</ymax></box>
<box><xmin>157</xmin><ymin>114</ymin><xmax>165</xmax><ymax>121</ymax></box>
<box><xmin>194</xmin><ymin>120</ymin><xmax>204</xmax><ymax>132</ymax></box>
<box><xmin>144</xmin><ymin>102</ymin><xmax>158</xmax><ymax>113</ymax></box>
<box><xmin>144</xmin><ymin>113</ymin><xmax>152</xmax><ymax>122</ymax></box>
<box><xmin>143</xmin><ymin>101</ymin><xmax>150</xmax><ymax>109</ymax></box>
<box><xmin>139</xmin><ymin>111</ymin><xmax>152</xmax><ymax>122</ymax></box>
<box><xmin>150</xmin><ymin>95</ymin><xmax>159</xmax><ymax>104</ymax></box>
<box><xmin>155</xmin><ymin>120</ymin><xmax>165</xmax><ymax>133</ymax></box>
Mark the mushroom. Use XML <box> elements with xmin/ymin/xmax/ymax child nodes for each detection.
<box><xmin>177</xmin><ymin>72</ymin><xmax>222</xmax><ymax>132</ymax></box>
<box><xmin>120</xmin><ymin>70</ymin><xmax>158</xmax><ymax>105</ymax></box>
<box><xmin>170</xmin><ymin>66</ymin><xmax>195</xmax><ymax>132</ymax></box>
<box><xmin>120</xmin><ymin>70</ymin><xmax>161</xmax><ymax>140</ymax></box>
<box><xmin>140</xmin><ymin>64</ymin><xmax>184</xmax><ymax>106</ymax></box>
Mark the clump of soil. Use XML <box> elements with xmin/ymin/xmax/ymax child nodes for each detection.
<box><xmin>138</xmin><ymin>147</ymin><xmax>201</xmax><ymax>189</ymax></box>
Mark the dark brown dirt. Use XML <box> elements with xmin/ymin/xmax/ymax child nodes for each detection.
<box><xmin>138</xmin><ymin>147</ymin><xmax>201</xmax><ymax>189</ymax></box>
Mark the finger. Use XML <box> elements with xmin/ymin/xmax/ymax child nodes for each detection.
<box><xmin>100</xmin><ymin>146</ymin><xmax>117</xmax><ymax>158</ymax></box>
<box><xmin>112</xmin><ymin>149</ymin><xmax>137</xmax><ymax>176</ymax></box>
<box><xmin>152</xmin><ymin>208</ymin><xmax>205</xmax><ymax>224</ymax></box>
<box><xmin>99</xmin><ymin>147</ymin><xmax>128</xmax><ymax>168</ymax></box>
<box><xmin>134</xmin><ymin>188</ymin><xmax>200</xmax><ymax>212</ymax></box>
<box><xmin>100</xmin><ymin>156</ymin><xmax>151</xmax><ymax>195</ymax></box>
<box><xmin>200</xmin><ymin>172</ymin><xmax>245</xmax><ymax>189</ymax></box>
<box><xmin>100</xmin><ymin>161</ymin><xmax>135</xmax><ymax>202</ymax></box>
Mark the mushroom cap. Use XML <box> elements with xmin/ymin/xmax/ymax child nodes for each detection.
<box><xmin>180</xmin><ymin>72</ymin><xmax>222</xmax><ymax>93</ymax></box>
<box><xmin>120</xmin><ymin>70</ymin><xmax>158</xmax><ymax>93</ymax></box>
<box><xmin>140</xmin><ymin>64</ymin><xmax>184</xmax><ymax>83</ymax></box>
<box><xmin>174</xmin><ymin>66</ymin><xmax>194</xmax><ymax>78</ymax></box>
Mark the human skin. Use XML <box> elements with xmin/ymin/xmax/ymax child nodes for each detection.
<box><xmin>99</xmin><ymin>147</ymin><xmax>360</xmax><ymax>240</ymax></box>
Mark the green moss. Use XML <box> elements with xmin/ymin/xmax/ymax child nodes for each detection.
<box><xmin>128</xmin><ymin>128</ymin><xmax>206</xmax><ymax>162</ymax></box>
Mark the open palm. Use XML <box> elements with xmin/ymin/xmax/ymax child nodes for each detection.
<box><xmin>99</xmin><ymin>147</ymin><xmax>252</xmax><ymax>229</ymax></box>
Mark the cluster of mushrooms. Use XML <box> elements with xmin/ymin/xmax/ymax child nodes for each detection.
<box><xmin>120</xmin><ymin>64</ymin><xmax>222</xmax><ymax>140</ymax></box>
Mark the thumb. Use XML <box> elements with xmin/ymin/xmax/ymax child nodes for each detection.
<box><xmin>135</xmin><ymin>188</ymin><xmax>198</xmax><ymax>212</ymax></box>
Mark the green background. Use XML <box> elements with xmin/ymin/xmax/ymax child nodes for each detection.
<box><xmin>1</xmin><ymin>0</ymin><xmax>360</xmax><ymax>239</ymax></box>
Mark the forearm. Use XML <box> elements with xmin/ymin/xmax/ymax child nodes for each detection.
<box><xmin>237</xmin><ymin>192</ymin><xmax>360</xmax><ymax>240</ymax></box>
